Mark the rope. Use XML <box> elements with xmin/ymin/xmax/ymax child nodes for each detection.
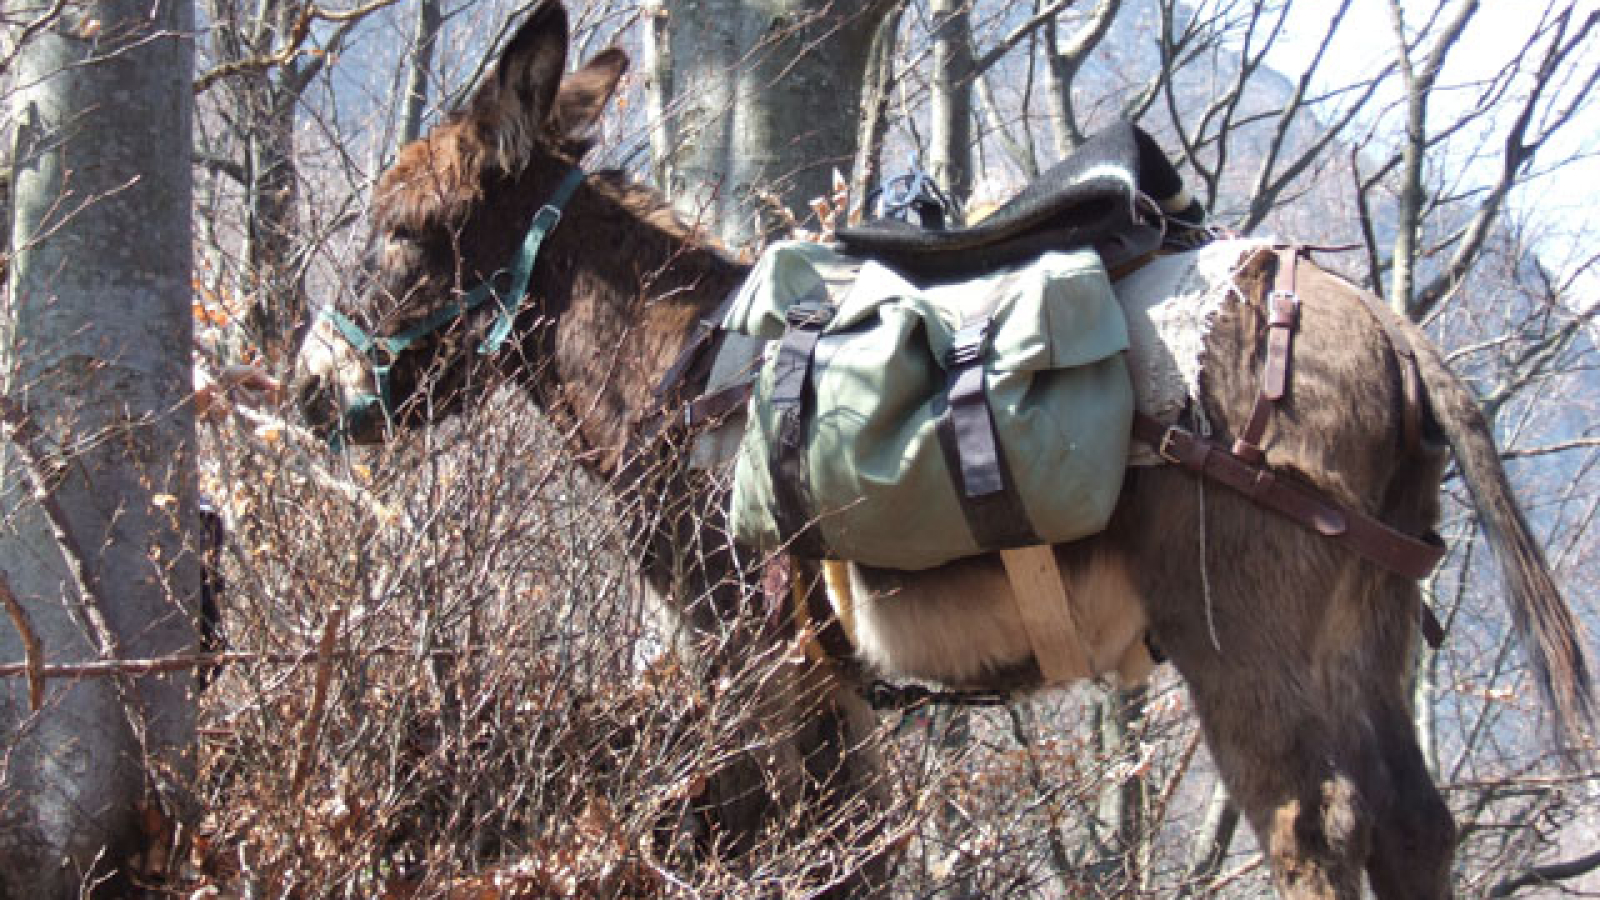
<box><xmin>865</xmin><ymin>679</ymin><xmax>1009</xmax><ymax>711</ymax></box>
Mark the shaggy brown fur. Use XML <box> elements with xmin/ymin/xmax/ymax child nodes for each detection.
<box><xmin>292</xmin><ymin>5</ymin><xmax>1592</xmax><ymax>899</ymax></box>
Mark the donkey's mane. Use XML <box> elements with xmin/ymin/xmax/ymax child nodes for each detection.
<box><xmin>367</xmin><ymin>102</ymin><xmax>728</xmax><ymax>347</ymax></box>
<box><xmin>375</xmin><ymin>115</ymin><xmax>491</xmax><ymax>239</ymax></box>
<box><xmin>375</xmin><ymin>95</ymin><xmax>707</xmax><ymax>251</ymax></box>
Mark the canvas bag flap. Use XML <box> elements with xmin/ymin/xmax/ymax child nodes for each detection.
<box><xmin>728</xmin><ymin>241</ymin><xmax>1133</xmax><ymax>570</ymax></box>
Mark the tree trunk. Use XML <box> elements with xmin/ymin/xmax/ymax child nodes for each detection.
<box><xmin>231</xmin><ymin>0</ymin><xmax>305</xmax><ymax>364</ymax></box>
<box><xmin>645</xmin><ymin>4</ymin><xmax>897</xmax><ymax>893</ymax></box>
<box><xmin>1</xmin><ymin>1</ymin><xmax>200</xmax><ymax>895</ymax></box>
<box><xmin>929</xmin><ymin>0</ymin><xmax>975</xmax><ymax>217</ymax></box>
<box><xmin>1043</xmin><ymin>0</ymin><xmax>1123</xmax><ymax>156</ymax></box>
<box><xmin>851</xmin><ymin>4</ymin><xmax>907</xmax><ymax>215</ymax></box>
<box><xmin>400</xmin><ymin>0</ymin><xmax>444</xmax><ymax>147</ymax></box>
<box><xmin>648</xmin><ymin>0</ymin><xmax>891</xmax><ymax>246</ymax></box>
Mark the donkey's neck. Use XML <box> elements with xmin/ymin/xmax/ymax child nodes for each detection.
<box><xmin>531</xmin><ymin>170</ymin><xmax>749</xmax><ymax>479</ymax></box>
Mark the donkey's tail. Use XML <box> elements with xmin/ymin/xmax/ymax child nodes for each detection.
<box><xmin>1411</xmin><ymin>333</ymin><xmax>1594</xmax><ymax>750</ymax></box>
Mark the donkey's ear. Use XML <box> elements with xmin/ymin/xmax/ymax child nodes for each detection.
<box><xmin>552</xmin><ymin>47</ymin><xmax>630</xmax><ymax>148</ymax></box>
<box><xmin>470</xmin><ymin>2</ymin><xmax>569</xmax><ymax>158</ymax></box>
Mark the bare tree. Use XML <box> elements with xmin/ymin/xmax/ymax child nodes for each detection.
<box><xmin>1</xmin><ymin>1</ymin><xmax>201</xmax><ymax>895</ymax></box>
<box><xmin>645</xmin><ymin>0</ymin><xmax>897</xmax><ymax>245</ymax></box>
<box><xmin>194</xmin><ymin>0</ymin><xmax>393</xmax><ymax>363</ymax></box>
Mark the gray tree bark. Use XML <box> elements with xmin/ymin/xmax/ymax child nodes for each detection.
<box><xmin>929</xmin><ymin>0</ymin><xmax>975</xmax><ymax>217</ymax></box>
<box><xmin>850</xmin><ymin>3</ymin><xmax>907</xmax><ymax>213</ymax></box>
<box><xmin>1</xmin><ymin>1</ymin><xmax>200</xmax><ymax>896</ymax></box>
<box><xmin>646</xmin><ymin>0</ymin><xmax>893</xmax><ymax>246</ymax></box>
<box><xmin>400</xmin><ymin>0</ymin><xmax>443</xmax><ymax>148</ymax></box>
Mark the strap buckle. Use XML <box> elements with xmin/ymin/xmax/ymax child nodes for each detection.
<box><xmin>1157</xmin><ymin>426</ymin><xmax>1188</xmax><ymax>466</ymax></box>
<box><xmin>1268</xmin><ymin>289</ymin><xmax>1299</xmax><ymax>327</ymax></box>
<box><xmin>785</xmin><ymin>302</ymin><xmax>832</xmax><ymax>330</ymax></box>
<box><xmin>948</xmin><ymin>321</ymin><xmax>990</xmax><ymax>367</ymax></box>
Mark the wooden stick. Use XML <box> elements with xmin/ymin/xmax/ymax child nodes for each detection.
<box><xmin>0</xmin><ymin>574</ymin><xmax>45</xmax><ymax>710</ymax></box>
<box><xmin>1000</xmin><ymin>545</ymin><xmax>1091</xmax><ymax>683</ymax></box>
<box><xmin>291</xmin><ymin>604</ymin><xmax>345</xmax><ymax>795</ymax></box>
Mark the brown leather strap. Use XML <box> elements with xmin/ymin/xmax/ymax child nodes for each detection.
<box><xmin>652</xmin><ymin>318</ymin><xmax>719</xmax><ymax>403</ymax></box>
<box><xmin>1233</xmin><ymin>245</ymin><xmax>1301</xmax><ymax>463</ymax></box>
<box><xmin>1133</xmin><ymin>413</ymin><xmax>1446</xmax><ymax>581</ymax></box>
<box><xmin>683</xmin><ymin>379</ymin><xmax>754</xmax><ymax>429</ymax></box>
<box><xmin>630</xmin><ymin>289</ymin><xmax>746</xmax><ymax>456</ymax></box>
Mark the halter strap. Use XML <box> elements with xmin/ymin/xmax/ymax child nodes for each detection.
<box><xmin>321</xmin><ymin>166</ymin><xmax>584</xmax><ymax>446</ymax></box>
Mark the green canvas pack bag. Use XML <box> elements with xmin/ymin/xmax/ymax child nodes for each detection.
<box><xmin>728</xmin><ymin>240</ymin><xmax>1133</xmax><ymax>570</ymax></box>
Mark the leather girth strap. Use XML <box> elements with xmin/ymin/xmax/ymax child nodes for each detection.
<box><xmin>1134</xmin><ymin>414</ymin><xmax>1445</xmax><ymax>582</ymax></box>
<box><xmin>1234</xmin><ymin>244</ymin><xmax>1426</xmax><ymax>460</ymax></box>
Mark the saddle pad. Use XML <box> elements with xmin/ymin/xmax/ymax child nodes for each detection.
<box><xmin>1120</xmin><ymin>239</ymin><xmax>1266</xmax><ymax>464</ymax></box>
<box><xmin>835</xmin><ymin>122</ymin><xmax>1189</xmax><ymax>280</ymax></box>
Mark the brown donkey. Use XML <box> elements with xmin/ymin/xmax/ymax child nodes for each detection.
<box><xmin>291</xmin><ymin>5</ymin><xmax>1592</xmax><ymax>898</ymax></box>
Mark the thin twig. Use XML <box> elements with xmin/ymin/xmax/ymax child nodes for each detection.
<box><xmin>1489</xmin><ymin>847</ymin><xmax>1600</xmax><ymax>898</ymax></box>
<box><xmin>0</xmin><ymin>573</ymin><xmax>45</xmax><ymax>710</ymax></box>
<box><xmin>1499</xmin><ymin>436</ymin><xmax>1600</xmax><ymax>461</ymax></box>
<box><xmin>0</xmin><ymin>642</ymin><xmax>551</xmax><ymax>679</ymax></box>
<box><xmin>226</xmin><ymin>404</ymin><xmax>400</xmax><ymax>523</ymax></box>
<box><xmin>291</xmin><ymin>604</ymin><xmax>345</xmax><ymax>795</ymax></box>
<box><xmin>0</xmin><ymin>393</ymin><xmax>149</xmax><ymax>735</ymax></box>
<box><xmin>1147</xmin><ymin>728</ymin><xmax>1203</xmax><ymax>833</ymax></box>
<box><xmin>192</xmin><ymin>0</ymin><xmax>403</xmax><ymax>93</ymax></box>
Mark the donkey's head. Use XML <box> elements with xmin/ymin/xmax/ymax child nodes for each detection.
<box><xmin>292</xmin><ymin>1</ymin><xmax>626</xmax><ymax>443</ymax></box>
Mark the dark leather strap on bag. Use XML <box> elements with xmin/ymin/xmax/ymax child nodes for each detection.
<box><xmin>767</xmin><ymin>289</ymin><xmax>833</xmax><ymax>558</ymax></box>
<box><xmin>937</xmin><ymin>278</ymin><xmax>1040</xmax><ymax>550</ymax></box>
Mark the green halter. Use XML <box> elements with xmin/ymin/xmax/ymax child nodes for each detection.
<box><xmin>321</xmin><ymin>166</ymin><xmax>584</xmax><ymax>447</ymax></box>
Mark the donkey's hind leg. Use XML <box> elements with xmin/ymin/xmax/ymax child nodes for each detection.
<box><xmin>1115</xmin><ymin>471</ymin><xmax>1378</xmax><ymax>900</ymax></box>
<box><xmin>1362</xmin><ymin>696</ymin><xmax>1455</xmax><ymax>900</ymax></box>
<box><xmin>1356</xmin><ymin>578</ymin><xmax>1455</xmax><ymax>900</ymax></box>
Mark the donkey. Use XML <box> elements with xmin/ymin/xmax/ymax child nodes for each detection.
<box><xmin>291</xmin><ymin>4</ymin><xmax>1592</xmax><ymax>898</ymax></box>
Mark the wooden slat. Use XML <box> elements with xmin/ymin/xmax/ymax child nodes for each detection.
<box><xmin>1000</xmin><ymin>545</ymin><xmax>1090</xmax><ymax>683</ymax></box>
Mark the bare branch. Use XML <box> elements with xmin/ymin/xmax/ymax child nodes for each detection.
<box><xmin>0</xmin><ymin>572</ymin><xmax>45</xmax><ymax>711</ymax></box>
<box><xmin>1042</xmin><ymin>0</ymin><xmax>1122</xmax><ymax>152</ymax></box>
<box><xmin>1499</xmin><ymin>437</ymin><xmax>1600</xmax><ymax>462</ymax></box>
<box><xmin>1410</xmin><ymin>6</ymin><xmax>1600</xmax><ymax>319</ymax></box>
<box><xmin>971</xmin><ymin>0</ymin><xmax>1077</xmax><ymax>77</ymax></box>
<box><xmin>192</xmin><ymin>0</ymin><xmax>401</xmax><ymax>94</ymax></box>
<box><xmin>1489</xmin><ymin>848</ymin><xmax>1600</xmax><ymax>898</ymax></box>
<box><xmin>1385</xmin><ymin>0</ymin><xmax>1480</xmax><ymax>315</ymax></box>
<box><xmin>290</xmin><ymin>603</ymin><xmax>346</xmax><ymax>796</ymax></box>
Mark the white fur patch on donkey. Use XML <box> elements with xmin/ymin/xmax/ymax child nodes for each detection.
<box><xmin>1118</xmin><ymin>238</ymin><xmax>1264</xmax><ymax>463</ymax></box>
